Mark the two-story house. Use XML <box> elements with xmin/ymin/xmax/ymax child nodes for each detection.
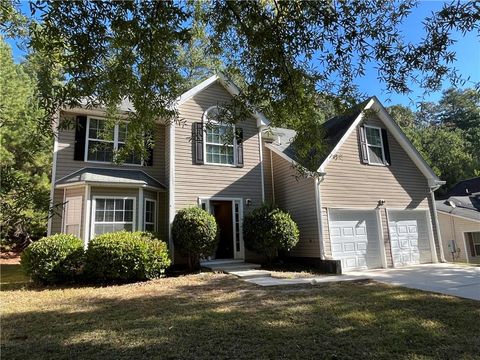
<box><xmin>48</xmin><ymin>74</ymin><xmax>446</xmax><ymax>272</ymax></box>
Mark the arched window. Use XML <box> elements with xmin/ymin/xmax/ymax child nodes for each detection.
<box><xmin>202</xmin><ymin>106</ymin><xmax>236</xmax><ymax>166</ymax></box>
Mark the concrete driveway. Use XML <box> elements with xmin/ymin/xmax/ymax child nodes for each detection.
<box><xmin>348</xmin><ymin>263</ymin><xmax>480</xmax><ymax>301</ymax></box>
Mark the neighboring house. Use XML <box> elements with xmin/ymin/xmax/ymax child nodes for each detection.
<box><xmin>48</xmin><ymin>75</ymin><xmax>446</xmax><ymax>272</ymax></box>
<box><xmin>436</xmin><ymin>177</ymin><xmax>480</xmax><ymax>264</ymax></box>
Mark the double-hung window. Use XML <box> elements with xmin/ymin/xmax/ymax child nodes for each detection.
<box><xmin>87</xmin><ymin>118</ymin><xmax>115</xmax><ymax>162</ymax></box>
<box><xmin>93</xmin><ymin>197</ymin><xmax>135</xmax><ymax>236</ymax></box>
<box><xmin>364</xmin><ymin>126</ymin><xmax>386</xmax><ymax>165</ymax></box>
<box><xmin>202</xmin><ymin>106</ymin><xmax>237</xmax><ymax>166</ymax></box>
<box><xmin>144</xmin><ymin>199</ymin><xmax>156</xmax><ymax>232</ymax></box>
<box><xmin>466</xmin><ymin>232</ymin><xmax>480</xmax><ymax>257</ymax></box>
<box><xmin>205</xmin><ymin>123</ymin><xmax>235</xmax><ymax>165</ymax></box>
<box><xmin>86</xmin><ymin>117</ymin><xmax>141</xmax><ymax>165</ymax></box>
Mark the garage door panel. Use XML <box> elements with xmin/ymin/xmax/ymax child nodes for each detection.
<box><xmin>329</xmin><ymin>210</ymin><xmax>382</xmax><ymax>271</ymax></box>
<box><xmin>388</xmin><ymin>210</ymin><xmax>432</xmax><ymax>267</ymax></box>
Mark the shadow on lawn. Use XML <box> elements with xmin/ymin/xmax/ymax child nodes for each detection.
<box><xmin>2</xmin><ymin>274</ymin><xmax>479</xmax><ymax>360</ymax></box>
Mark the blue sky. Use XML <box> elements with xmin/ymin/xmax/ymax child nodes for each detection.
<box><xmin>6</xmin><ymin>1</ymin><xmax>479</xmax><ymax>110</ymax></box>
<box><xmin>353</xmin><ymin>1</ymin><xmax>480</xmax><ymax>108</ymax></box>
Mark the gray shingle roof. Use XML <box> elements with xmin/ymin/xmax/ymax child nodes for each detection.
<box><xmin>436</xmin><ymin>196</ymin><xmax>480</xmax><ymax>221</ymax></box>
<box><xmin>56</xmin><ymin>168</ymin><xmax>165</xmax><ymax>190</ymax></box>
<box><xmin>440</xmin><ymin>177</ymin><xmax>480</xmax><ymax>199</ymax></box>
<box><xmin>267</xmin><ymin>99</ymin><xmax>370</xmax><ymax>168</ymax></box>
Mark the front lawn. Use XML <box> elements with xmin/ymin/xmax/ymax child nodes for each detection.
<box><xmin>1</xmin><ymin>265</ymin><xmax>479</xmax><ymax>359</ymax></box>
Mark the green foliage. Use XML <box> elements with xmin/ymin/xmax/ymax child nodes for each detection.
<box><xmin>20</xmin><ymin>234</ymin><xmax>84</xmax><ymax>284</ymax></box>
<box><xmin>85</xmin><ymin>231</ymin><xmax>171</xmax><ymax>282</ymax></box>
<box><xmin>243</xmin><ymin>205</ymin><xmax>299</xmax><ymax>263</ymax></box>
<box><xmin>388</xmin><ymin>87</ymin><xmax>480</xmax><ymax>194</ymax></box>
<box><xmin>171</xmin><ymin>207</ymin><xmax>217</xmax><ymax>269</ymax></box>
<box><xmin>0</xmin><ymin>37</ymin><xmax>52</xmax><ymax>248</ymax></box>
<box><xmin>25</xmin><ymin>1</ymin><xmax>478</xmax><ymax>156</ymax></box>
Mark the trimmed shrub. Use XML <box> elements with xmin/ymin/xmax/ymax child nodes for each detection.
<box><xmin>85</xmin><ymin>231</ymin><xmax>171</xmax><ymax>282</ymax></box>
<box><xmin>243</xmin><ymin>205</ymin><xmax>300</xmax><ymax>263</ymax></box>
<box><xmin>20</xmin><ymin>234</ymin><xmax>84</xmax><ymax>284</ymax></box>
<box><xmin>171</xmin><ymin>207</ymin><xmax>217</xmax><ymax>270</ymax></box>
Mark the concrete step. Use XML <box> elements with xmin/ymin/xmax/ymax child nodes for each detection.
<box><xmin>200</xmin><ymin>259</ymin><xmax>244</xmax><ymax>266</ymax></box>
<box><xmin>202</xmin><ymin>263</ymin><xmax>262</xmax><ymax>272</ymax></box>
<box><xmin>229</xmin><ymin>270</ymin><xmax>272</xmax><ymax>279</ymax></box>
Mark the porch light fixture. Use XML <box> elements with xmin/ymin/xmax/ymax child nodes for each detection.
<box><xmin>245</xmin><ymin>199</ymin><xmax>252</xmax><ymax>207</ymax></box>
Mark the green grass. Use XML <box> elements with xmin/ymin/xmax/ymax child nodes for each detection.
<box><xmin>1</xmin><ymin>267</ymin><xmax>479</xmax><ymax>360</ymax></box>
<box><xmin>0</xmin><ymin>264</ymin><xmax>30</xmax><ymax>289</ymax></box>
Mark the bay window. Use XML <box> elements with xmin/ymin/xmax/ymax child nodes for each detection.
<box><xmin>93</xmin><ymin>197</ymin><xmax>135</xmax><ymax>236</ymax></box>
<box><xmin>144</xmin><ymin>199</ymin><xmax>156</xmax><ymax>232</ymax></box>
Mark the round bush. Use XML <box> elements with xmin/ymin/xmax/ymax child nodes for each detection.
<box><xmin>243</xmin><ymin>205</ymin><xmax>300</xmax><ymax>262</ymax></box>
<box><xmin>85</xmin><ymin>231</ymin><xmax>171</xmax><ymax>282</ymax></box>
<box><xmin>171</xmin><ymin>207</ymin><xmax>217</xmax><ymax>269</ymax></box>
<box><xmin>20</xmin><ymin>234</ymin><xmax>84</xmax><ymax>284</ymax></box>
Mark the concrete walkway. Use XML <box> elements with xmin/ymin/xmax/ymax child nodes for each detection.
<box><xmin>201</xmin><ymin>260</ymin><xmax>369</xmax><ymax>287</ymax></box>
<box><xmin>347</xmin><ymin>263</ymin><xmax>480</xmax><ymax>301</ymax></box>
<box><xmin>202</xmin><ymin>261</ymin><xmax>480</xmax><ymax>300</ymax></box>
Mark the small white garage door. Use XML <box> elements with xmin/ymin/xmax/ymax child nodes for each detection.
<box><xmin>329</xmin><ymin>210</ymin><xmax>383</xmax><ymax>271</ymax></box>
<box><xmin>388</xmin><ymin>210</ymin><xmax>432</xmax><ymax>267</ymax></box>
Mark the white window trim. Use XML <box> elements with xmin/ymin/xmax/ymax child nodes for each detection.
<box><xmin>466</xmin><ymin>231</ymin><xmax>480</xmax><ymax>257</ymax></box>
<box><xmin>197</xmin><ymin>196</ymin><xmax>245</xmax><ymax>260</ymax></box>
<box><xmin>144</xmin><ymin>198</ymin><xmax>157</xmax><ymax>232</ymax></box>
<box><xmin>364</xmin><ymin>125</ymin><xmax>386</xmax><ymax>166</ymax></box>
<box><xmin>84</xmin><ymin>116</ymin><xmax>143</xmax><ymax>166</ymax></box>
<box><xmin>202</xmin><ymin>106</ymin><xmax>238</xmax><ymax>167</ymax></box>
<box><xmin>91</xmin><ymin>196</ymin><xmax>136</xmax><ymax>239</ymax></box>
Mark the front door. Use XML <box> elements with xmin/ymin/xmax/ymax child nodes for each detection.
<box><xmin>211</xmin><ymin>201</ymin><xmax>234</xmax><ymax>259</ymax></box>
<box><xmin>199</xmin><ymin>198</ymin><xmax>244</xmax><ymax>260</ymax></box>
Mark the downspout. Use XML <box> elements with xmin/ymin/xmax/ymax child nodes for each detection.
<box><xmin>47</xmin><ymin>110</ymin><xmax>60</xmax><ymax>236</ymax></box>
<box><xmin>314</xmin><ymin>175</ymin><xmax>327</xmax><ymax>260</ymax></box>
<box><xmin>258</xmin><ymin>130</ymin><xmax>265</xmax><ymax>203</ymax></box>
<box><xmin>270</xmin><ymin>150</ymin><xmax>275</xmax><ymax>204</ymax></box>
<box><xmin>168</xmin><ymin>122</ymin><xmax>176</xmax><ymax>260</ymax></box>
<box><xmin>430</xmin><ymin>185</ymin><xmax>446</xmax><ymax>262</ymax></box>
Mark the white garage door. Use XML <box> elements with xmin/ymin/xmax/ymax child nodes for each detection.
<box><xmin>388</xmin><ymin>210</ymin><xmax>432</xmax><ymax>267</ymax></box>
<box><xmin>329</xmin><ymin>210</ymin><xmax>383</xmax><ymax>271</ymax></box>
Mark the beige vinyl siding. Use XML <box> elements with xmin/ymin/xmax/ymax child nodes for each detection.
<box><xmin>380</xmin><ymin>208</ymin><xmax>394</xmax><ymax>267</ymax></box>
<box><xmin>321</xmin><ymin>116</ymin><xmax>438</xmax><ymax>263</ymax></box>
<box><xmin>272</xmin><ymin>152</ymin><xmax>320</xmax><ymax>258</ymax></box>
<box><xmin>55</xmin><ymin>113</ymin><xmax>167</xmax><ymax>185</ymax></box>
<box><xmin>158</xmin><ymin>191</ymin><xmax>168</xmax><ymax>241</ymax></box>
<box><xmin>174</xmin><ymin>83</ymin><xmax>263</xmax><ymax>211</ymax></box>
<box><xmin>50</xmin><ymin>188</ymin><xmax>66</xmax><ymax>235</ymax></box>
<box><xmin>50</xmin><ymin>187</ymin><xmax>85</xmax><ymax>237</ymax></box>
<box><xmin>262</xmin><ymin>145</ymin><xmax>274</xmax><ymax>204</ymax></box>
<box><xmin>64</xmin><ymin>187</ymin><xmax>85</xmax><ymax>237</ymax></box>
<box><xmin>438</xmin><ymin>212</ymin><xmax>480</xmax><ymax>264</ymax></box>
<box><xmin>144</xmin><ymin>190</ymin><xmax>168</xmax><ymax>241</ymax></box>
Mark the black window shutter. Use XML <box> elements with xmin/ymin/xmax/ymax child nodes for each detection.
<box><xmin>381</xmin><ymin>128</ymin><xmax>391</xmax><ymax>165</ymax></box>
<box><xmin>192</xmin><ymin>122</ymin><xmax>204</xmax><ymax>164</ymax></box>
<box><xmin>236</xmin><ymin>128</ymin><xmax>244</xmax><ymax>167</ymax></box>
<box><xmin>358</xmin><ymin>126</ymin><xmax>369</xmax><ymax>164</ymax></box>
<box><xmin>74</xmin><ymin>116</ymin><xmax>87</xmax><ymax>161</ymax></box>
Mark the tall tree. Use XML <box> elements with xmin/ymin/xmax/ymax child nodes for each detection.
<box><xmin>25</xmin><ymin>0</ymin><xmax>479</xmax><ymax>153</ymax></box>
<box><xmin>0</xmin><ymin>37</ymin><xmax>52</xmax><ymax>247</ymax></box>
<box><xmin>388</xmin><ymin>88</ymin><xmax>480</xmax><ymax>194</ymax></box>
